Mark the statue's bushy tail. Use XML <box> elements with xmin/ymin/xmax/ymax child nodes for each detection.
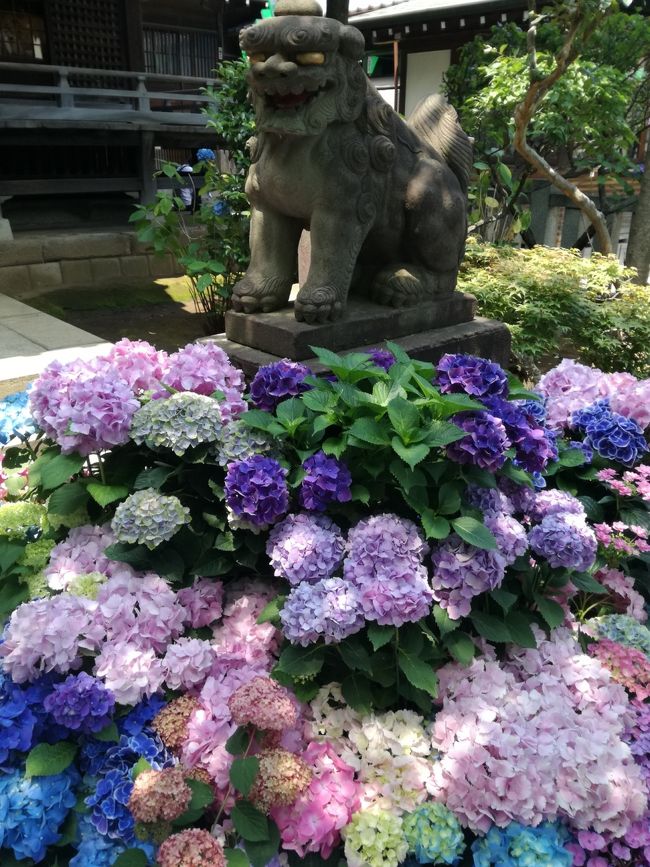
<box><xmin>407</xmin><ymin>95</ymin><xmax>473</xmax><ymax>193</ymax></box>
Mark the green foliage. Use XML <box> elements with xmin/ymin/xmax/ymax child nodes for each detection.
<box><xmin>459</xmin><ymin>239</ymin><xmax>650</xmax><ymax>377</ymax></box>
<box><xmin>25</xmin><ymin>742</ymin><xmax>77</xmax><ymax>777</ymax></box>
<box><xmin>130</xmin><ymin>60</ymin><xmax>254</xmax><ymax>330</ymax></box>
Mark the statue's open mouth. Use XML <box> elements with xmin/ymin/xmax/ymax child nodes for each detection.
<box><xmin>263</xmin><ymin>82</ymin><xmax>330</xmax><ymax>111</ymax></box>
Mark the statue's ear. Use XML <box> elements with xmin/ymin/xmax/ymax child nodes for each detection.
<box><xmin>338</xmin><ymin>25</ymin><xmax>365</xmax><ymax>61</ymax></box>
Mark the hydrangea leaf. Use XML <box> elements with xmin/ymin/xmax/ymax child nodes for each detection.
<box><xmin>232</xmin><ymin>800</ymin><xmax>270</xmax><ymax>842</ymax></box>
<box><xmin>398</xmin><ymin>650</ymin><xmax>438</xmax><ymax>698</ymax></box>
<box><xmin>338</xmin><ymin>636</ymin><xmax>373</xmax><ymax>674</ymax></box>
<box><xmin>25</xmin><ymin>742</ymin><xmax>77</xmax><ymax>777</ymax></box>
<box><xmin>40</xmin><ymin>451</ymin><xmax>85</xmax><ymax>490</ymax></box>
<box><xmin>421</xmin><ymin>511</ymin><xmax>451</xmax><ymax>541</ymax></box>
<box><xmin>505</xmin><ymin>611</ymin><xmax>538</xmax><ymax>648</ymax></box>
<box><xmin>451</xmin><ymin>516</ymin><xmax>498</xmax><ymax>550</ymax></box>
<box><xmin>341</xmin><ymin>672</ymin><xmax>375</xmax><ymax>713</ymax></box>
<box><xmin>367</xmin><ymin>622</ymin><xmax>394</xmax><ymax>651</ymax></box>
<box><xmin>226</xmin><ymin>850</ymin><xmax>251</xmax><ymax>867</ymax></box>
<box><xmin>112</xmin><ymin>850</ymin><xmax>149</xmax><ymax>867</ymax></box>
<box><xmin>226</xmin><ymin>726</ymin><xmax>250</xmax><ymax>756</ymax></box>
<box><xmin>257</xmin><ymin>595</ymin><xmax>286</xmax><ymax>625</ymax></box>
<box><xmin>131</xmin><ymin>757</ymin><xmax>152</xmax><ymax>779</ymax></box>
<box><xmin>133</xmin><ymin>466</ymin><xmax>174</xmax><ymax>490</ymax></box>
<box><xmin>571</xmin><ymin>571</ymin><xmax>607</xmax><ymax>594</ymax></box>
<box><xmin>470</xmin><ymin>610</ymin><xmax>511</xmax><ymax>643</ymax></box>
<box><xmin>94</xmin><ymin>722</ymin><xmax>119</xmax><ymax>742</ymax></box>
<box><xmin>230</xmin><ymin>757</ymin><xmax>260</xmax><ymax>797</ymax></box>
<box><xmin>534</xmin><ymin>594</ymin><xmax>565</xmax><ymax>629</ymax></box>
<box><xmin>391</xmin><ymin>438</ymin><xmax>430</xmax><ymax>469</ymax></box>
<box><xmin>47</xmin><ymin>481</ymin><xmax>89</xmax><ymax>516</ymax></box>
<box><xmin>277</xmin><ymin>644</ymin><xmax>326</xmax><ymax>677</ymax></box>
<box><xmin>87</xmin><ymin>483</ymin><xmax>129</xmax><ymax>507</ymax></box>
<box><xmin>348</xmin><ymin>417</ymin><xmax>392</xmax><ymax>446</ymax></box>
<box><xmin>244</xmin><ymin>819</ymin><xmax>281</xmax><ymax>867</ymax></box>
<box><xmin>443</xmin><ymin>631</ymin><xmax>476</xmax><ymax>664</ymax></box>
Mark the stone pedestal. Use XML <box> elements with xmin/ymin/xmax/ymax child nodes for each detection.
<box><xmin>206</xmin><ymin>292</ymin><xmax>511</xmax><ymax>377</ymax></box>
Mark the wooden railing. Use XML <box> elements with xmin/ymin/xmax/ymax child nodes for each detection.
<box><xmin>0</xmin><ymin>61</ymin><xmax>219</xmax><ymax>125</ymax></box>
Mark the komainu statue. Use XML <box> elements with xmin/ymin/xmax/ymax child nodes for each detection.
<box><xmin>233</xmin><ymin>0</ymin><xmax>472</xmax><ymax>324</ymax></box>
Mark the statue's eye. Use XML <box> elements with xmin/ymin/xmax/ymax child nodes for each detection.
<box><xmin>247</xmin><ymin>53</ymin><xmax>267</xmax><ymax>64</ymax></box>
<box><xmin>295</xmin><ymin>52</ymin><xmax>326</xmax><ymax>65</ymax></box>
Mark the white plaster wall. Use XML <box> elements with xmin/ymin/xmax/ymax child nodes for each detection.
<box><xmin>404</xmin><ymin>49</ymin><xmax>452</xmax><ymax>118</ymax></box>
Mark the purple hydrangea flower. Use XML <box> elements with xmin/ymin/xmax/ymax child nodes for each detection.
<box><xmin>528</xmin><ymin>513</ymin><xmax>597</xmax><ymax>571</ymax></box>
<box><xmin>465</xmin><ymin>484</ymin><xmax>514</xmax><ymax>516</ymax></box>
<box><xmin>571</xmin><ymin>398</ymin><xmax>611</xmax><ymax>432</ymax></box>
<box><xmin>43</xmin><ymin>672</ymin><xmax>115</xmax><ymax>735</ymax></box>
<box><xmin>436</xmin><ymin>354</ymin><xmax>509</xmax><ymax>399</ymax></box>
<box><xmin>163</xmin><ymin>342</ymin><xmax>246</xmax><ymax>423</ymax></box>
<box><xmin>299</xmin><ymin>451</ymin><xmax>352</xmax><ymax>512</ymax></box>
<box><xmin>485</xmin><ymin>513</ymin><xmax>528</xmax><ymax>565</ymax></box>
<box><xmin>498</xmin><ymin>478</ymin><xmax>536</xmax><ymax>515</ymax></box>
<box><xmin>266</xmin><ymin>512</ymin><xmax>345</xmax><ymax>584</ymax></box>
<box><xmin>528</xmin><ymin>489</ymin><xmax>586</xmax><ymax>523</ymax></box>
<box><xmin>280</xmin><ymin>577</ymin><xmax>364</xmax><ymax>645</ymax></box>
<box><xmin>483</xmin><ymin>397</ymin><xmax>555</xmax><ymax>474</ymax></box>
<box><xmin>446</xmin><ymin>411</ymin><xmax>510</xmax><ymax>472</ymax></box>
<box><xmin>343</xmin><ymin>513</ymin><xmax>433</xmax><ymax>626</ymax></box>
<box><xmin>368</xmin><ymin>348</ymin><xmax>396</xmax><ymax>371</ymax></box>
<box><xmin>431</xmin><ymin>535</ymin><xmax>506</xmax><ymax>619</ymax></box>
<box><xmin>584</xmin><ymin>411</ymin><xmax>648</xmax><ymax>467</ymax></box>
<box><xmin>225</xmin><ymin>455</ymin><xmax>289</xmax><ymax>527</ymax></box>
<box><xmin>249</xmin><ymin>358</ymin><xmax>312</xmax><ymax>412</ymax></box>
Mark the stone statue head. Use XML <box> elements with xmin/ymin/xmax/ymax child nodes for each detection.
<box><xmin>239</xmin><ymin>0</ymin><xmax>366</xmax><ymax>136</ymax></box>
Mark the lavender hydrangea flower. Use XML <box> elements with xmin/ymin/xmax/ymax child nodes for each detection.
<box><xmin>465</xmin><ymin>484</ymin><xmax>514</xmax><ymax>516</ymax></box>
<box><xmin>431</xmin><ymin>535</ymin><xmax>506</xmax><ymax>619</ymax></box>
<box><xmin>249</xmin><ymin>358</ymin><xmax>312</xmax><ymax>412</ymax></box>
<box><xmin>43</xmin><ymin>672</ymin><xmax>115</xmax><ymax>734</ymax></box>
<box><xmin>483</xmin><ymin>397</ymin><xmax>554</xmax><ymax>474</ymax></box>
<box><xmin>344</xmin><ymin>514</ymin><xmax>433</xmax><ymax>626</ymax></box>
<box><xmin>528</xmin><ymin>513</ymin><xmax>597</xmax><ymax>571</ymax></box>
<box><xmin>528</xmin><ymin>489</ymin><xmax>586</xmax><ymax>523</ymax></box>
<box><xmin>446</xmin><ymin>411</ymin><xmax>510</xmax><ymax>472</ymax></box>
<box><xmin>280</xmin><ymin>577</ymin><xmax>364</xmax><ymax>645</ymax></box>
<box><xmin>163</xmin><ymin>342</ymin><xmax>245</xmax><ymax>423</ymax></box>
<box><xmin>436</xmin><ymin>354</ymin><xmax>509</xmax><ymax>399</ymax></box>
<box><xmin>498</xmin><ymin>478</ymin><xmax>536</xmax><ymax>515</ymax></box>
<box><xmin>30</xmin><ymin>360</ymin><xmax>140</xmax><ymax>456</ymax></box>
<box><xmin>215</xmin><ymin>416</ymin><xmax>277</xmax><ymax>467</ymax></box>
<box><xmin>111</xmin><ymin>489</ymin><xmax>190</xmax><ymax>549</ymax></box>
<box><xmin>299</xmin><ymin>451</ymin><xmax>352</xmax><ymax>511</ymax></box>
<box><xmin>368</xmin><ymin>348</ymin><xmax>396</xmax><ymax>370</ymax></box>
<box><xmin>130</xmin><ymin>392</ymin><xmax>222</xmax><ymax>456</ymax></box>
<box><xmin>584</xmin><ymin>411</ymin><xmax>648</xmax><ymax>466</ymax></box>
<box><xmin>225</xmin><ymin>455</ymin><xmax>289</xmax><ymax>527</ymax></box>
<box><xmin>267</xmin><ymin>512</ymin><xmax>345</xmax><ymax>584</ymax></box>
<box><xmin>485</xmin><ymin>513</ymin><xmax>528</xmax><ymax>565</ymax></box>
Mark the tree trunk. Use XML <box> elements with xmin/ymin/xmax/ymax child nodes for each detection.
<box><xmin>625</xmin><ymin>159</ymin><xmax>650</xmax><ymax>284</ymax></box>
<box><xmin>326</xmin><ymin>0</ymin><xmax>348</xmax><ymax>22</ymax></box>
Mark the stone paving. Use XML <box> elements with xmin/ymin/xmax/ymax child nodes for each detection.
<box><xmin>0</xmin><ymin>293</ymin><xmax>111</xmax><ymax>396</ymax></box>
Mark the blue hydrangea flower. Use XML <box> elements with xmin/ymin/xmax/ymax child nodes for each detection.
<box><xmin>0</xmin><ymin>765</ymin><xmax>79</xmax><ymax>862</ymax></box>
<box><xmin>591</xmin><ymin>614</ymin><xmax>650</xmax><ymax>657</ymax></box>
<box><xmin>584</xmin><ymin>410</ymin><xmax>648</xmax><ymax>466</ymax></box>
<box><xmin>225</xmin><ymin>455</ymin><xmax>289</xmax><ymax>527</ymax></box>
<box><xmin>436</xmin><ymin>354</ymin><xmax>509</xmax><ymax>399</ymax></box>
<box><xmin>471</xmin><ymin>822</ymin><xmax>572</xmax><ymax>867</ymax></box>
<box><xmin>299</xmin><ymin>451</ymin><xmax>352</xmax><ymax>511</ymax></box>
<box><xmin>0</xmin><ymin>388</ymin><xmax>38</xmax><ymax>444</ymax></box>
<box><xmin>43</xmin><ymin>672</ymin><xmax>115</xmax><ymax>735</ymax></box>
<box><xmin>249</xmin><ymin>358</ymin><xmax>312</xmax><ymax>412</ymax></box>
<box><xmin>119</xmin><ymin>695</ymin><xmax>167</xmax><ymax>737</ymax></box>
<box><xmin>0</xmin><ymin>676</ymin><xmax>37</xmax><ymax>766</ymax></box>
<box><xmin>212</xmin><ymin>200</ymin><xmax>231</xmax><ymax>217</ymax></box>
<box><xmin>280</xmin><ymin>577</ymin><xmax>364</xmax><ymax>645</ymax></box>
<box><xmin>196</xmin><ymin>147</ymin><xmax>215</xmax><ymax>161</ymax></box>
<box><xmin>85</xmin><ymin>767</ymin><xmax>136</xmax><ymax>842</ymax></box>
<box><xmin>79</xmin><ymin>729</ymin><xmax>172</xmax><ymax>777</ymax></box>
<box><xmin>70</xmin><ymin>813</ymin><xmax>154</xmax><ymax>867</ymax></box>
<box><xmin>514</xmin><ymin>397</ymin><xmax>547</xmax><ymax>426</ymax></box>
<box><xmin>571</xmin><ymin>398</ymin><xmax>611</xmax><ymax>432</ymax></box>
<box><xmin>403</xmin><ymin>802</ymin><xmax>466</xmax><ymax>864</ymax></box>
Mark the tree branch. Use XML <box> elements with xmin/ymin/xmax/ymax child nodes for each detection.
<box><xmin>513</xmin><ymin>0</ymin><xmax>614</xmax><ymax>254</ymax></box>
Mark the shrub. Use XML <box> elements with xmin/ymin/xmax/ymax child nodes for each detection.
<box><xmin>459</xmin><ymin>240</ymin><xmax>650</xmax><ymax>379</ymax></box>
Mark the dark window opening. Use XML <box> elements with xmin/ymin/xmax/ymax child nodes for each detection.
<box><xmin>0</xmin><ymin>0</ymin><xmax>47</xmax><ymax>62</ymax></box>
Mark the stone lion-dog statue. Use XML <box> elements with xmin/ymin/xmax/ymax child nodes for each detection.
<box><xmin>233</xmin><ymin>0</ymin><xmax>472</xmax><ymax>324</ymax></box>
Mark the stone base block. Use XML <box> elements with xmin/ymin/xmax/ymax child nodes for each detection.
<box><xmin>224</xmin><ymin>293</ymin><xmax>477</xmax><ymax>361</ymax></box>
<box><xmin>208</xmin><ymin>317</ymin><xmax>511</xmax><ymax>379</ymax></box>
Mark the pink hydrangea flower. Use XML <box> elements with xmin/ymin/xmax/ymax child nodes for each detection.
<box><xmin>163</xmin><ymin>638</ymin><xmax>215</xmax><ymax>692</ymax></box>
<box><xmin>228</xmin><ymin>676</ymin><xmax>298</xmax><ymax>731</ymax></box>
<box><xmin>537</xmin><ymin>359</ymin><xmax>609</xmax><ymax>430</ymax></box>
<box><xmin>103</xmin><ymin>338</ymin><xmax>169</xmax><ymax>393</ymax></box>
<box><xmin>597</xmin><ymin>567</ymin><xmax>647</xmax><ymax>622</ymax></box>
<box><xmin>163</xmin><ymin>342</ymin><xmax>246</xmax><ymax>423</ymax></box>
<box><xmin>272</xmin><ymin>741</ymin><xmax>360</xmax><ymax>858</ymax></box>
<box><xmin>177</xmin><ymin>578</ymin><xmax>224</xmax><ymax>628</ymax></box>
<box><xmin>608</xmin><ymin>375</ymin><xmax>650</xmax><ymax>430</ymax></box>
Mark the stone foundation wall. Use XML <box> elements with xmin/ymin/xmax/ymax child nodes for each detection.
<box><xmin>0</xmin><ymin>231</ymin><xmax>185</xmax><ymax>299</ymax></box>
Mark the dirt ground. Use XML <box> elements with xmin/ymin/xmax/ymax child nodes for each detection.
<box><xmin>28</xmin><ymin>277</ymin><xmax>215</xmax><ymax>353</ymax></box>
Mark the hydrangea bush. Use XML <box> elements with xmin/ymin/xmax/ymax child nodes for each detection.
<box><xmin>0</xmin><ymin>341</ymin><xmax>649</xmax><ymax>867</ymax></box>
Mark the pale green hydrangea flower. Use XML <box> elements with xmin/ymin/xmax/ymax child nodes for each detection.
<box><xmin>0</xmin><ymin>502</ymin><xmax>47</xmax><ymax>539</ymax></box>
<box><xmin>130</xmin><ymin>392</ymin><xmax>222</xmax><ymax>456</ymax></box>
<box><xmin>68</xmin><ymin>571</ymin><xmax>107</xmax><ymax>600</ymax></box>
<box><xmin>19</xmin><ymin>537</ymin><xmax>55</xmax><ymax>571</ymax></box>
<box><xmin>112</xmin><ymin>488</ymin><xmax>190</xmax><ymax>550</ymax></box>
<box><xmin>343</xmin><ymin>809</ymin><xmax>408</xmax><ymax>867</ymax></box>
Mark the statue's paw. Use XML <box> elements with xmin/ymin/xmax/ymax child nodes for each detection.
<box><xmin>232</xmin><ymin>276</ymin><xmax>291</xmax><ymax>314</ymax></box>
<box><xmin>294</xmin><ymin>285</ymin><xmax>345</xmax><ymax>324</ymax></box>
<box><xmin>372</xmin><ymin>267</ymin><xmax>424</xmax><ymax>309</ymax></box>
